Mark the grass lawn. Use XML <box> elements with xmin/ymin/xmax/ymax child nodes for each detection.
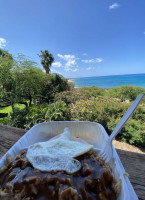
<box><xmin>0</xmin><ymin>103</ymin><xmax>27</xmax><ymax>125</ymax></box>
<box><xmin>0</xmin><ymin>104</ymin><xmax>26</xmax><ymax>115</ymax></box>
<box><xmin>0</xmin><ymin>105</ymin><xmax>12</xmax><ymax>115</ymax></box>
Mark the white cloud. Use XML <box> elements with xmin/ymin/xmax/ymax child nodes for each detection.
<box><xmin>109</xmin><ymin>3</ymin><xmax>120</xmax><ymax>9</ymax></box>
<box><xmin>97</xmin><ymin>58</ymin><xmax>103</xmax><ymax>63</ymax></box>
<box><xmin>58</xmin><ymin>53</ymin><xmax>78</xmax><ymax>71</ymax></box>
<box><xmin>0</xmin><ymin>38</ymin><xmax>6</xmax><ymax>48</ymax></box>
<box><xmin>81</xmin><ymin>58</ymin><xmax>103</xmax><ymax>63</ymax></box>
<box><xmin>52</xmin><ymin>61</ymin><xmax>62</xmax><ymax>68</ymax></box>
<box><xmin>72</xmin><ymin>68</ymin><xmax>78</xmax><ymax>72</ymax></box>
<box><xmin>86</xmin><ymin>67</ymin><xmax>95</xmax><ymax>71</ymax></box>
<box><xmin>65</xmin><ymin>60</ymin><xmax>77</xmax><ymax>67</ymax></box>
<box><xmin>65</xmin><ymin>68</ymin><xmax>78</xmax><ymax>72</ymax></box>
<box><xmin>57</xmin><ymin>54</ymin><xmax>75</xmax><ymax>61</ymax></box>
<box><xmin>82</xmin><ymin>53</ymin><xmax>87</xmax><ymax>56</ymax></box>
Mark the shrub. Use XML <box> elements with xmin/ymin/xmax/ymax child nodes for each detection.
<box><xmin>55</xmin><ymin>87</ymin><xmax>105</xmax><ymax>106</ymax></box>
<box><xmin>48</xmin><ymin>74</ymin><xmax>72</xmax><ymax>93</ymax></box>
<box><xmin>4</xmin><ymin>88</ymin><xmax>145</xmax><ymax>148</ymax></box>
<box><xmin>71</xmin><ymin>99</ymin><xmax>97</xmax><ymax>121</ymax></box>
<box><xmin>55</xmin><ymin>90</ymin><xmax>87</xmax><ymax>105</ymax></box>
<box><xmin>70</xmin><ymin>98</ymin><xmax>127</xmax><ymax>130</ymax></box>
<box><xmin>71</xmin><ymin>98</ymin><xmax>145</xmax><ymax>146</ymax></box>
<box><xmin>0</xmin><ymin>116</ymin><xmax>10</xmax><ymax>125</ymax></box>
<box><xmin>9</xmin><ymin>108</ymin><xmax>28</xmax><ymax>129</ymax></box>
<box><xmin>108</xmin><ymin>118</ymin><xmax>145</xmax><ymax>147</ymax></box>
<box><xmin>9</xmin><ymin>101</ymin><xmax>70</xmax><ymax>130</ymax></box>
<box><xmin>78</xmin><ymin>87</ymin><xmax>105</xmax><ymax>99</ymax></box>
<box><xmin>39</xmin><ymin>74</ymin><xmax>72</xmax><ymax>103</ymax></box>
<box><xmin>107</xmin><ymin>86</ymin><xmax>145</xmax><ymax>101</ymax></box>
<box><xmin>132</xmin><ymin>104</ymin><xmax>145</xmax><ymax>121</ymax></box>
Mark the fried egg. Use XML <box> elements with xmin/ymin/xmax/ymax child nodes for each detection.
<box><xmin>26</xmin><ymin>128</ymin><xmax>93</xmax><ymax>173</ymax></box>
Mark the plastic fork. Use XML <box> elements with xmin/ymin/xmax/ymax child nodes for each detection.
<box><xmin>98</xmin><ymin>94</ymin><xmax>144</xmax><ymax>163</ymax></box>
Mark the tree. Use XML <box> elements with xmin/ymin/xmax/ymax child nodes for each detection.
<box><xmin>0</xmin><ymin>49</ymin><xmax>13</xmax><ymax>59</ymax></box>
<box><xmin>0</xmin><ymin>49</ymin><xmax>14</xmax><ymax>109</ymax></box>
<box><xmin>0</xmin><ymin>53</ymin><xmax>46</xmax><ymax>112</ymax></box>
<box><xmin>13</xmin><ymin>54</ymin><xmax>45</xmax><ymax>107</ymax></box>
<box><xmin>38</xmin><ymin>50</ymin><xmax>54</xmax><ymax>74</ymax></box>
<box><xmin>0</xmin><ymin>49</ymin><xmax>13</xmax><ymax>79</ymax></box>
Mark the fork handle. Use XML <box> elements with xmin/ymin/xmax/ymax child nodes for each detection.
<box><xmin>109</xmin><ymin>94</ymin><xmax>144</xmax><ymax>142</ymax></box>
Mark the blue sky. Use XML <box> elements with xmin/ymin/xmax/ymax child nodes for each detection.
<box><xmin>1</xmin><ymin>0</ymin><xmax>145</xmax><ymax>78</ymax></box>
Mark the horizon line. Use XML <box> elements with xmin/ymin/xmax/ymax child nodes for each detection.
<box><xmin>69</xmin><ymin>73</ymin><xmax>145</xmax><ymax>79</ymax></box>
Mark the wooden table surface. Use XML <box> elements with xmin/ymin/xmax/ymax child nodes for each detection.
<box><xmin>0</xmin><ymin>124</ymin><xmax>145</xmax><ymax>200</ymax></box>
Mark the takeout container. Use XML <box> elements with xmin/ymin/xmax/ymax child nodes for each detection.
<box><xmin>0</xmin><ymin>121</ymin><xmax>138</xmax><ymax>200</ymax></box>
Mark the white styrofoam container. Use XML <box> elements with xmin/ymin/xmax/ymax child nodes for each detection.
<box><xmin>0</xmin><ymin>121</ymin><xmax>138</xmax><ymax>200</ymax></box>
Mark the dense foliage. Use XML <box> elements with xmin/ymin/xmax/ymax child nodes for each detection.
<box><xmin>106</xmin><ymin>85</ymin><xmax>145</xmax><ymax>101</ymax></box>
<box><xmin>0</xmin><ymin>49</ymin><xmax>145</xmax><ymax>147</ymax></box>
<box><xmin>9</xmin><ymin>101</ymin><xmax>70</xmax><ymax>130</ymax></box>
<box><xmin>0</xmin><ymin>51</ymin><xmax>71</xmax><ymax>110</ymax></box>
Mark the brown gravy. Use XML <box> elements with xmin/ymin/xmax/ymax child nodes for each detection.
<box><xmin>0</xmin><ymin>150</ymin><xmax>117</xmax><ymax>200</ymax></box>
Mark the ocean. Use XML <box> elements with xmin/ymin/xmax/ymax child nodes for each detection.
<box><xmin>71</xmin><ymin>74</ymin><xmax>145</xmax><ymax>88</ymax></box>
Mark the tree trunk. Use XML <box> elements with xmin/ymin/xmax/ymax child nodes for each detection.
<box><xmin>45</xmin><ymin>68</ymin><xmax>49</xmax><ymax>74</ymax></box>
<box><xmin>45</xmin><ymin>65</ymin><xmax>50</xmax><ymax>74</ymax></box>
<box><xmin>11</xmin><ymin>103</ymin><xmax>15</xmax><ymax>112</ymax></box>
<box><xmin>29</xmin><ymin>94</ymin><xmax>32</xmax><ymax>106</ymax></box>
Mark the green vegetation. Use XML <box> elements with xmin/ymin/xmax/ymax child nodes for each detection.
<box><xmin>0</xmin><ymin>49</ymin><xmax>145</xmax><ymax>147</ymax></box>
<box><xmin>106</xmin><ymin>85</ymin><xmax>145</xmax><ymax>101</ymax></box>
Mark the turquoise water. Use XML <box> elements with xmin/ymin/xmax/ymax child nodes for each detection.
<box><xmin>72</xmin><ymin>74</ymin><xmax>145</xmax><ymax>88</ymax></box>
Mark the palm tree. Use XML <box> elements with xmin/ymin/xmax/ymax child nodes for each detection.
<box><xmin>38</xmin><ymin>50</ymin><xmax>54</xmax><ymax>74</ymax></box>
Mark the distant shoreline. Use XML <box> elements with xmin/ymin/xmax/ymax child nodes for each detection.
<box><xmin>67</xmin><ymin>78</ymin><xmax>111</xmax><ymax>89</ymax></box>
<box><xmin>67</xmin><ymin>79</ymin><xmax>73</xmax><ymax>83</ymax></box>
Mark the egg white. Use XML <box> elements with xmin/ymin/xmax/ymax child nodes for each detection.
<box><xmin>26</xmin><ymin>128</ymin><xmax>93</xmax><ymax>173</ymax></box>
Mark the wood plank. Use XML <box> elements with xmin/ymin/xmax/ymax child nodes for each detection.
<box><xmin>132</xmin><ymin>183</ymin><xmax>145</xmax><ymax>200</ymax></box>
<box><xmin>116</xmin><ymin>149</ymin><xmax>145</xmax><ymax>200</ymax></box>
<box><xmin>0</xmin><ymin>125</ymin><xmax>26</xmax><ymax>158</ymax></box>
